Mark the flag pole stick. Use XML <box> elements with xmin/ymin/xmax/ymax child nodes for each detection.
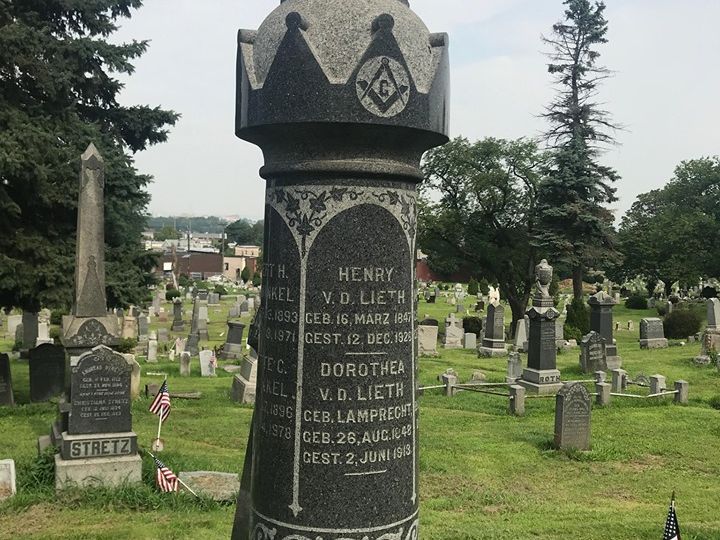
<box><xmin>146</xmin><ymin>451</ymin><xmax>200</xmax><ymax>499</ymax></box>
<box><xmin>156</xmin><ymin>407</ymin><xmax>163</xmax><ymax>441</ymax></box>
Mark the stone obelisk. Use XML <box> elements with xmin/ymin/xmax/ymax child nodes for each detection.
<box><xmin>232</xmin><ymin>1</ymin><xmax>449</xmax><ymax>538</ymax></box>
<box><xmin>62</xmin><ymin>143</ymin><xmax>120</xmax><ymax>357</ymax></box>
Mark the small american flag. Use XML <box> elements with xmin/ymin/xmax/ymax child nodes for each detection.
<box><xmin>154</xmin><ymin>457</ymin><xmax>178</xmax><ymax>493</ymax></box>
<box><xmin>149</xmin><ymin>380</ymin><xmax>171</xmax><ymax>422</ymax></box>
<box><xmin>663</xmin><ymin>495</ymin><xmax>681</xmax><ymax>540</ymax></box>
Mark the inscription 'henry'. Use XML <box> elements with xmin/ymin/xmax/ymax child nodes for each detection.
<box><xmin>339</xmin><ymin>267</ymin><xmax>395</xmax><ymax>282</ymax></box>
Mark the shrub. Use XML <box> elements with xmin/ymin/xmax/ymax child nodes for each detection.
<box><xmin>241</xmin><ymin>267</ymin><xmax>252</xmax><ymax>283</ymax></box>
<box><xmin>478</xmin><ymin>278</ymin><xmax>490</xmax><ymax>296</ymax></box>
<box><xmin>214</xmin><ymin>284</ymin><xmax>228</xmax><ymax>296</ymax></box>
<box><xmin>467</xmin><ymin>278</ymin><xmax>479</xmax><ymax>296</ymax></box>
<box><xmin>49</xmin><ymin>327</ymin><xmax>61</xmax><ymax>342</ymax></box>
<box><xmin>566</xmin><ymin>298</ymin><xmax>590</xmax><ymax>335</ymax></box>
<box><xmin>115</xmin><ymin>338</ymin><xmax>138</xmax><ymax>354</ymax></box>
<box><xmin>663</xmin><ymin>309</ymin><xmax>702</xmax><ymax>340</ymax></box>
<box><xmin>178</xmin><ymin>274</ymin><xmax>191</xmax><ymax>288</ymax></box>
<box><xmin>709</xmin><ymin>395</ymin><xmax>720</xmax><ymax>410</ymax></box>
<box><xmin>625</xmin><ymin>295</ymin><xmax>648</xmax><ymax>310</ymax></box>
<box><xmin>463</xmin><ymin>316</ymin><xmax>483</xmax><ymax>336</ymax></box>
<box><xmin>563</xmin><ymin>325</ymin><xmax>583</xmax><ymax>343</ymax></box>
<box><xmin>166</xmin><ymin>290</ymin><xmax>181</xmax><ymax>301</ymax></box>
<box><xmin>656</xmin><ymin>304</ymin><xmax>668</xmax><ymax>317</ymax></box>
<box><xmin>252</xmin><ymin>273</ymin><xmax>262</xmax><ymax>287</ymax></box>
<box><xmin>50</xmin><ymin>309</ymin><xmax>64</xmax><ymax>326</ymax></box>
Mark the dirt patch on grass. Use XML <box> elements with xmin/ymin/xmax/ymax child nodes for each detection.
<box><xmin>610</xmin><ymin>454</ymin><xmax>666</xmax><ymax>473</ymax></box>
<box><xmin>421</xmin><ymin>473</ymin><xmax>520</xmax><ymax>515</ymax></box>
<box><xmin>0</xmin><ymin>503</ymin><xmax>55</xmax><ymax>537</ymax></box>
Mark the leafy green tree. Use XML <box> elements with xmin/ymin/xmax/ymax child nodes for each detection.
<box><xmin>241</xmin><ymin>266</ymin><xmax>252</xmax><ymax>283</ymax></box>
<box><xmin>612</xmin><ymin>157</ymin><xmax>720</xmax><ymax>295</ymax></box>
<box><xmin>420</xmin><ymin>137</ymin><xmax>547</xmax><ymax>330</ymax></box>
<box><xmin>536</xmin><ymin>0</ymin><xmax>621</xmax><ymax>301</ymax></box>
<box><xmin>226</xmin><ymin>218</ymin><xmax>264</xmax><ymax>247</ymax></box>
<box><xmin>467</xmin><ymin>278</ymin><xmax>479</xmax><ymax>296</ymax></box>
<box><xmin>155</xmin><ymin>225</ymin><xmax>181</xmax><ymax>241</ymax></box>
<box><xmin>0</xmin><ymin>1</ymin><xmax>178</xmax><ymax>312</ymax></box>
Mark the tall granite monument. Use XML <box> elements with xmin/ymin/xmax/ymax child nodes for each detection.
<box><xmin>588</xmin><ymin>291</ymin><xmax>621</xmax><ymax>369</ymax></box>
<box><xmin>519</xmin><ymin>260</ymin><xmax>563</xmax><ymax>395</ymax></box>
<box><xmin>231</xmin><ymin>1</ymin><xmax>449</xmax><ymax>538</ymax></box>
<box><xmin>62</xmin><ymin>144</ymin><xmax>120</xmax><ymax>356</ymax></box>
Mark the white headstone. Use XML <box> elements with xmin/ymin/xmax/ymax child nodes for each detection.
<box><xmin>0</xmin><ymin>459</ymin><xmax>16</xmax><ymax>501</ymax></box>
<box><xmin>199</xmin><ymin>350</ymin><xmax>216</xmax><ymax>377</ymax></box>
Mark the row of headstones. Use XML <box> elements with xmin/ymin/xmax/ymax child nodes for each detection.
<box><xmin>439</xmin><ymin>376</ymin><xmax>689</xmax><ymax>451</ymax></box>
<box><xmin>419</xmin><ymin>308</ymin><xmax>576</xmax><ymax>357</ymax></box>
<box><xmin>0</xmin><ymin>338</ymin><xmax>229</xmax><ymax>408</ymax></box>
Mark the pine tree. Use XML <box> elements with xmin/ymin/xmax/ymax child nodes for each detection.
<box><xmin>536</xmin><ymin>0</ymin><xmax>621</xmax><ymax>301</ymax></box>
<box><xmin>0</xmin><ymin>1</ymin><xmax>178</xmax><ymax>311</ymax></box>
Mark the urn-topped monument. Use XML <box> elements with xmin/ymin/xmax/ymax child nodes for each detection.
<box><xmin>519</xmin><ymin>260</ymin><xmax>563</xmax><ymax>395</ymax></box>
<box><xmin>232</xmin><ymin>1</ymin><xmax>449</xmax><ymax>538</ymax></box>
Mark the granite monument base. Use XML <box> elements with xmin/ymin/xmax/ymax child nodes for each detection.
<box><xmin>57</xmin><ymin>431</ymin><xmax>138</xmax><ymax>461</ymax></box>
<box><xmin>639</xmin><ymin>338</ymin><xmax>668</xmax><ymax>349</ymax></box>
<box><xmin>54</xmin><ymin>453</ymin><xmax>142</xmax><ymax>490</ymax></box>
<box><xmin>518</xmin><ymin>368</ymin><xmax>563</xmax><ymax>395</ymax></box>
<box><xmin>478</xmin><ymin>340</ymin><xmax>508</xmax><ymax>358</ymax></box>
<box><xmin>221</xmin><ymin>343</ymin><xmax>244</xmax><ymax>361</ymax></box>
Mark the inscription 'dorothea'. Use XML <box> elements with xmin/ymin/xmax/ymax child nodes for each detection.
<box><xmin>251</xmin><ymin>185</ymin><xmax>418</xmax><ymax>539</ymax></box>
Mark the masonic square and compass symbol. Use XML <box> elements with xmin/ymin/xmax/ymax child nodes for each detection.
<box><xmin>356</xmin><ymin>56</ymin><xmax>411</xmax><ymax>118</ymax></box>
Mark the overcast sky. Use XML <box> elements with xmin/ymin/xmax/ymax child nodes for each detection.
<box><xmin>114</xmin><ymin>0</ymin><xmax>720</xmax><ymax>222</ymax></box>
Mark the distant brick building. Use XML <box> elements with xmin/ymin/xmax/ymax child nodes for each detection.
<box><xmin>156</xmin><ymin>251</ymin><xmax>223</xmax><ymax>280</ymax></box>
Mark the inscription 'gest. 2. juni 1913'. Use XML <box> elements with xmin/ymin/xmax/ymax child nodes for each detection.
<box><xmin>251</xmin><ymin>184</ymin><xmax>419</xmax><ymax>539</ymax></box>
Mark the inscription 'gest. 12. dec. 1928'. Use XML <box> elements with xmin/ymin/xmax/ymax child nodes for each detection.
<box><xmin>251</xmin><ymin>183</ymin><xmax>419</xmax><ymax>539</ymax></box>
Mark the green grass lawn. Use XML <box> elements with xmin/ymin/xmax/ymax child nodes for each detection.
<box><xmin>1</xmin><ymin>297</ymin><xmax>719</xmax><ymax>539</ymax></box>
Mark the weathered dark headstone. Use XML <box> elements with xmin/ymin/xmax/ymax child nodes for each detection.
<box><xmin>478</xmin><ymin>303</ymin><xmax>508</xmax><ymax>357</ymax></box>
<box><xmin>579</xmin><ymin>331</ymin><xmax>607</xmax><ymax>373</ymax></box>
<box><xmin>519</xmin><ymin>260</ymin><xmax>562</xmax><ymax>395</ymax></box>
<box><xmin>588</xmin><ymin>291</ymin><xmax>621</xmax><ymax>369</ymax></box>
<box><xmin>21</xmin><ymin>311</ymin><xmax>39</xmax><ymax>352</ymax></box>
<box><xmin>231</xmin><ymin>1</ymin><xmax>449</xmax><ymax>537</ymax></box>
<box><xmin>171</xmin><ymin>299</ymin><xmax>185</xmax><ymax>332</ymax></box>
<box><xmin>29</xmin><ymin>344</ymin><xmax>66</xmax><ymax>402</ymax></box>
<box><xmin>68</xmin><ymin>346</ymin><xmax>132</xmax><ymax>435</ymax></box>
<box><xmin>554</xmin><ymin>383</ymin><xmax>591</xmax><ymax>451</ymax></box>
<box><xmin>0</xmin><ymin>354</ymin><xmax>14</xmax><ymax>406</ymax></box>
<box><xmin>639</xmin><ymin>318</ymin><xmax>668</xmax><ymax>349</ymax></box>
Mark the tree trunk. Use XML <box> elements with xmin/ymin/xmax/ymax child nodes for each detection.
<box><xmin>664</xmin><ymin>279</ymin><xmax>673</xmax><ymax>298</ymax></box>
<box><xmin>572</xmin><ymin>266</ymin><xmax>584</xmax><ymax>301</ymax></box>
<box><xmin>506</xmin><ymin>292</ymin><xmax>530</xmax><ymax>339</ymax></box>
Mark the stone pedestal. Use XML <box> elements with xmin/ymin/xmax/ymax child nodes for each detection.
<box><xmin>221</xmin><ymin>322</ymin><xmax>246</xmax><ymax>360</ymax></box>
<box><xmin>231</xmin><ymin>351</ymin><xmax>258</xmax><ymax>405</ymax></box>
<box><xmin>55</xmin><ymin>454</ymin><xmax>142</xmax><ymax>490</ymax></box>
<box><xmin>231</xmin><ymin>2</ymin><xmax>449</xmax><ymax>537</ymax></box>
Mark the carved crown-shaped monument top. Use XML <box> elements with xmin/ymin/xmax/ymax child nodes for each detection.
<box><xmin>236</xmin><ymin>0</ymin><xmax>450</xmax><ymax>166</ymax></box>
